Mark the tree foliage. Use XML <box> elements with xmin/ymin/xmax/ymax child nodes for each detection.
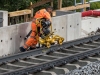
<box><xmin>0</xmin><ymin>0</ymin><xmax>37</xmax><ymax>11</ymax></box>
<box><xmin>0</xmin><ymin>0</ymin><xmax>100</xmax><ymax>12</ymax></box>
<box><xmin>90</xmin><ymin>2</ymin><xmax>100</xmax><ymax>10</ymax></box>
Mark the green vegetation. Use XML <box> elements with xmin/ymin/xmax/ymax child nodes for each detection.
<box><xmin>90</xmin><ymin>2</ymin><xmax>100</xmax><ymax>10</ymax></box>
<box><xmin>0</xmin><ymin>0</ymin><xmax>100</xmax><ymax>12</ymax></box>
<box><xmin>0</xmin><ymin>0</ymin><xmax>36</xmax><ymax>11</ymax></box>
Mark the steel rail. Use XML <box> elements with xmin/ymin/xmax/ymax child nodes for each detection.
<box><xmin>1</xmin><ymin>46</ymin><xmax>100</xmax><ymax>75</ymax></box>
<box><xmin>0</xmin><ymin>34</ymin><xmax>100</xmax><ymax>75</ymax></box>
<box><xmin>0</xmin><ymin>33</ymin><xmax>96</xmax><ymax>64</ymax></box>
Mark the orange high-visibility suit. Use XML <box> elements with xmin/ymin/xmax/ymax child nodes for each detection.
<box><xmin>23</xmin><ymin>9</ymin><xmax>51</xmax><ymax>49</ymax></box>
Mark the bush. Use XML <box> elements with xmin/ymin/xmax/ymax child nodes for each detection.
<box><xmin>0</xmin><ymin>0</ymin><xmax>100</xmax><ymax>12</ymax></box>
<box><xmin>90</xmin><ymin>2</ymin><xmax>100</xmax><ymax>10</ymax></box>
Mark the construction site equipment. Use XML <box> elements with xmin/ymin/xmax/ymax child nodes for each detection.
<box><xmin>39</xmin><ymin>32</ymin><xmax>64</xmax><ymax>48</ymax></box>
<box><xmin>25</xmin><ymin>19</ymin><xmax>64</xmax><ymax>48</ymax></box>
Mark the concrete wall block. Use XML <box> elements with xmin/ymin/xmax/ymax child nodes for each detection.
<box><xmin>0</xmin><ymin>27</ymin><xmax>7</xmax><ymax>56</ymax></box>
<box><xmin>0</xmin><ymin>26</ymin><xmax>16</xmax><ymax>56</ymax></box>
<box><xmin>66</xmin><ymin>14</ymin><xmax>75</xmax><ymax>41</ymax></box>
<box><xmin>0</xmin><ymin>13</ymin><xmax>82</xmax><ymax>56</ymax></box>
<box><xmin>52</xmin><ymin>12</ymin><xmax>81</xmax><ymax>41</ymax></box>
<box><xmin>52</xmin><ymin>15</ymin><xmax>67</xmax><ymax>42</ymax></box>
<box><xmin>89</xmin><ymin>18</ymin><xmax>100</xmax><ymax>31</ymax></box>
<box><xmin>73</xmin><ymin>13</ymin><xmax>81</xmax><ymax>39</ymax></box>
<box><xmin>55</xmin><ymin>10</ymin><xmax>80</xmax><ymax>41</ymax></box>
<box><xmin>66</xmin><ymin>12</ymin><xmax>81</xmax><ymax>41</ymax></box>
<box><xmin>16</xmin><ymin>22</ymin><xmax>31</xmax><ymax>46</ymax></box>
<box><xmin>0</xmin><ymin>10</ymin><xmax>8</xmax><ymax>27</ymax></box>
<box><xmin>82</xmin><ymin>17</ymin><xmax>100</xmax><ymax>37</ymax></box>
<box><xmin>0</xmin><ymin>22</ymin><xmax>31</xmax><ymax>56</ymax></box>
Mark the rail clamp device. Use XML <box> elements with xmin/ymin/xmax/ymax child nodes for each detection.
<box><xmin>39</xmin><ymin>32</ymin><xmax>64</xmax><ymax>48</ymax></box>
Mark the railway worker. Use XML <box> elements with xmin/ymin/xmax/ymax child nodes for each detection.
<box><xmin>20</xmin><ymin>6</ymin><xmax>53</xmax><ymax>52</ymax></box>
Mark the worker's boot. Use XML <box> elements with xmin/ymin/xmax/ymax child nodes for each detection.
<box><xmin>20</xmin><ymin>46</ymin><xmax>26</xmax><ymax>52</ymax></box>
<box><xmin>29</xmin><ymin>44</ymin><xmax>37</xmax><ymax>50</ymax></box>
<box><xmin>29</xmin><ymin>47</ymin><xmax>36</xmax><ymax>50</ymax></box>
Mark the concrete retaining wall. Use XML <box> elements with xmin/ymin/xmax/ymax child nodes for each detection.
<box><xmin>0</xmin><ymin>11</ymin><xmax>8</xmax><ymax>27</ymax></box>
<box><xmin>2</xmin><ymin>10</ymin><xmax>100</xmax><ymax>56</ymax></box>
<box><xmin>52</xmin><ymin>12</ymin><xmax>81</xmax><ymax>41</ymax></box>
<box><xmin>0</xmin><ymin>22</ymin><xmax>31</xmax><ymax>56</ymax></box>
<box><xmin>0</xmin><ymin>12</ymin><xmax>81</xmax><ymax>56</ymax></box>
<box><xmin>82</xmin><ymin>17</ymin><xmax>100</xmax><ymax>37</ymax></box>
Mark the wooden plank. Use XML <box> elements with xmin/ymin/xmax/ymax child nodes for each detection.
<box><xmin>52</xmin><ymin>11</ymin><xmax>56</xmax><ymax>16</ymax></box>
<box><xmin>9</xmin><ymin>9</ymin><xmax>31</xmax><ymax>17</ymax></box>
<box><xmin>58</xmin><ymin>0</ymin><xmax>62</xmax><ymax>9</ymax></box>
<box><xmin>30</xmin><ymin>2</ymin><xmax>34</xmax><ymax>17</ymax></box>
<box><xmin>52</xmin><ymin>3</ymin><xmax>90</xmax><ymax>16</ymax></box>
<box><xmin>60</xmin><ymin>3</ymin><xmax>90</xmax><ymax>11</ymax></box>
<box><xmin>51</xmin><ymin>1</ymin><xmax>53</xmax><ymax>7</ymax></box>
<box><xmin>84</xmin><ymin>0</ymin><xmax>86</xmax><ymax>11</ymax></box>
<box><xmin>29</xmin><ymin>0</ymin><xmax>53</xmax><ymax>9</ymax></box>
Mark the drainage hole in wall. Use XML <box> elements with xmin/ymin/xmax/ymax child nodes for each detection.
<box><xmin>1</xmin><ymin>40</ymin><xmax>3</xmax><ymax>42</ymax></box>
<box><xmin>62</xmin><ymin>27</ymin><xmax>64</xmax><ymax>29</ymax></box>
<box><xmin>77</xmin><ymin>24</ymin><xmax>79</xmax><ymax>26</ymax></box>
<box><xmin>54</xmin><ymin>29</ymin><xmax>56</xmax><ymax>31</ymax></box>
<box><xmin>70</xmin><ymin>25</ymin><xmax>72</xmax><ymax>27</ymax></box>
<box><xmin>20</xmin><ymin>36</ymin><xmax>22</xmax><ymax>38</ymax></box>
<box><xmin>10</xmin><ymin>38</ymin><xmax>12</xmax><ymax>40</ymax></box>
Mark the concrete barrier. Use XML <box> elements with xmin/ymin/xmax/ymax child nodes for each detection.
<box><xmin>0</xmin><ymin>12</ymin><xmax>81</xmax><ymax>56</ymax></box>
<box><xmin>52</xmin><ymin>12</ymin><xmax>81</xmax><ymax>41</ymax></box>
<box><xmin>0</xmin><ymin>22</ymin><xmax>31</xmax><ymax>56</ymax></box>
<box><xmin>0</xmin><ymin>11</ymin><xmax>8</xmax><ymax>27</ymax></box>
<box><xmin>82</xmin><ymin>17</ymin><xmax>100</xmax><ymax>37</ymax></box>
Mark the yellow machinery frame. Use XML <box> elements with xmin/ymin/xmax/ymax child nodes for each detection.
<box><xmin>37</xmin><ymin>19</ymin><xmax>64</xmax><ymax>48</ymax></box>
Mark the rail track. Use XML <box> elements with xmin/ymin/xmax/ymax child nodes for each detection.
<box><xmin>0</xmin><ymin>34</ymin><xmax>100</xmax><ymax>75</ymax></box>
